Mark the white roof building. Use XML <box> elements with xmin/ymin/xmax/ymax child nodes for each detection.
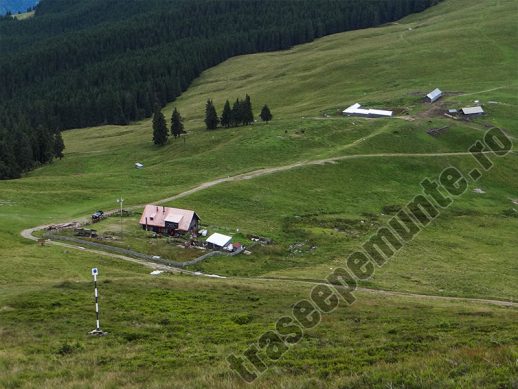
<box><xmin>135</xmin><ymin>162</ymin><xmax>144</xmax><ymax>169</ymax></box>
<box><xmin>426</xmin><ymin>88</ymin><xmax>443</xmax><ymax>103</ymax></box>
<box><xmin>206</xmin><ymin>233</ymin><xmax>232</xmax><ymax>248</ymax></box>
<box><xmin>461</xmin><ymin>106</ymin><xmax>485</xmax><ymax>115</ymax></box>
<box><xmin>343</xmin><ymin>103</ymin><xmax>392</xmax><ymax>118</ymax></box>
<box><xmin>343</xmin><ymin>103</ymin><xmax>362</xmax><ymax>114</ymax></box>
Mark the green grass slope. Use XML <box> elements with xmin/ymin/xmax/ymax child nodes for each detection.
<box><xmin>0</xmin><ymin>0</ymin><xmax>517</xmax><ymax>387</ymax></box>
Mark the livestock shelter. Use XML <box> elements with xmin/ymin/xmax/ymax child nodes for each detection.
<box><xmin>426</xmin><ymin>88</ymin><xmax>443</xmax><ymax>103</ymax></box>
<box><xmin>461</xmin><ymin>106</ymin><xmax>485</xmax><ymax>116</ymax></box>
<box><xmin>343</xmin><ymin>103</ymin><xmax>393</xmax><ymax>118</ymax></box>
<box><xmin>139</xmin><ymin>205</ymin><xmax>200</xmax><ymax>235</ymax></box>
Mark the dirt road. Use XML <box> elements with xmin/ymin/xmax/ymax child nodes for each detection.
<box><xmin>20</xmin><ymin>150</ymin><xmax>517</xmax><ymax>308</ymax></box>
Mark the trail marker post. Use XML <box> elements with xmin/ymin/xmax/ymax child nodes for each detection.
<box><xmin>116</xmin><ymin>197</ymin><xmax>124</xmax><ymax>238</ymax></box>
<box><xmin>89</xmin><ymin>267</ymin><xmax>107</xmax><ymax>336</ymax></box>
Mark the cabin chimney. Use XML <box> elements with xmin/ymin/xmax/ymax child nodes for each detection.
<box><xmin>163</xmin><ymin>206</ymin><xmax>165</xmax><ymax>213</ymax></box>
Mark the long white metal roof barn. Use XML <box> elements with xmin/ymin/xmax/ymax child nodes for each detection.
<box><xmin>343</xmin><ymin>103</ymin><xmax>393</xmax><ymax>118</ymax></box>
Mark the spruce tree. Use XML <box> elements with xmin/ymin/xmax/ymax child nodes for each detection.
<box><xmin>33</xmin><ymin>125</ymin><xmax>54</xmax><ymax>164</ymax></box>
<box><xmin>0</xmin><ymin>132</ymin><xmax>20</xmax><ymax>179</ymax></box>
<box><xmin>231</xmin><ymin>98</ymin><xmax>242</xmax><ymax>127</ymax></box>
<box><xmin>220</xmin><ymin>100</ymin><xmax>232</xmax><ymax>128</ymax></box>
<box><xmin>204</xmin><ymin>99</ymin><xmax>219</xmax><ymax>130</ymax></box>
<box><xmin>243</xmin><ymin>94</ymin><xmax>254</xmax><ymax>125</ymax></box>
<box><xmin>171</xmin><ymin>107</ymin><xmax>184</xmax><ymax>138</ymax></box>
<box><xmin>13</xmin><ymin>130</ymin><xmax>33</xmax><ymax>171</ymax></box>
<box><xmin>260</xmin><ymin>104</ymin><xmax>273</xmax><ymax>122</ymax></box>
<box><xmin>152</xmin><ymin>106</ymin><xmax>168</xmax><ymax>145</ymax></box>
<box><xmin>53</xmin><ymin>130</ymin><xmax>65</xmax><ymax>159</ymax></box>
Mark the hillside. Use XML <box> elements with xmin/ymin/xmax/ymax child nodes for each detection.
<box><xmin>0</xmin><ymin>0</ymin><xmax>442</xmax><ymax>179</ymax></box>
<box><xmin>0</xmin><ymin>0</ymin><xmax>517</xmax><ymax>387</ymax></box>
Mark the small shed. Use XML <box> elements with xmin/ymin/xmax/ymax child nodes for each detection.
<box><xmin>206</xmin><ymin>233</ymin><xmax>232</xmax><ymax>250</ymax></box>
<box><xmin>461</xmin><ymin>106</ymin><xmax>485</xmax><ymax>116</ymax></box>
<box><xmin>426</xmin><ymin>88</ymin><xmax>443</xmax><ymax>103</ymax></box>
<box><xmin>135</xmin><ymin>162</ymin><xmax>144</xmax><ymax>169</ymax></box>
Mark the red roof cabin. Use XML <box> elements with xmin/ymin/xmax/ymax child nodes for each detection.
<box><xmin>139</xmin><ymin>205</ymin><xmax>200</xmax><ymax>235</ymax></box>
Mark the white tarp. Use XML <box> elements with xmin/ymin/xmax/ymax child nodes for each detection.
<box><xmin>206</xmin><ymin>233</ymin><xmax>232</xmax><ymax>247</ymax></box>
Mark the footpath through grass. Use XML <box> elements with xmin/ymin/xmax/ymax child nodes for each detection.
<box><xmin>0</xmin><ymin>0</ymin><xmax>517</xmax><ymax>387</ymax></box>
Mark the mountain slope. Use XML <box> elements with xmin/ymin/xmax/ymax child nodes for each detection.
<box><xmin>0</xmin><ymin>0</ymin><xmax>517</xmax><ymax>387</ymax></box>
<box><xmin>0</xmin><ymin>0</ymin><xmax>442</xmax><ymax>179</ymax></box>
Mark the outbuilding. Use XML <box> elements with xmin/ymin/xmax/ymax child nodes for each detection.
<box><xmin>461</xmin><ymin>106</ymin><xmax>485</xmax><ymax>116</ymax></box>
<box><xmin>206</xmin><ymin>233</ymin><xmax>232</xmax><ymax>250</ymax></box>
<box><xmin>343</xmin><ymin>103</ymin><xmax>393</xmax><ymax>118</ymax></box>
<box><xmin>426</xmin><ymin>88</ymin><xmax>443</xmax><ymax>103</ymax></box>
<box><xmin>135</xmin><ymin>162</ymin><xmax>144</xmax><ymax>169</ymax></box>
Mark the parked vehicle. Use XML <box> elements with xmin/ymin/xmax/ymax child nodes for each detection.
<box><xmin>91</xmin><ymin>210</ymin><xmax>104</xmax><ymax>222</ymax></box>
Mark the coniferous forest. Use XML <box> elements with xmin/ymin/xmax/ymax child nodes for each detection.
<box><xmin>0</xmin><ymin>0</ymin><xmax>442</xmax><ymax>179</ymax></box>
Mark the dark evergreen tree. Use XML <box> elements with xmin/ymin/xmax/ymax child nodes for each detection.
<box><xmin>0</xmin><ymin>0</ymin><xmax>442</xmax><ymax>178</ymax></box>
<box><xmin>260</xmin><ymin>104</ymin><xmax>273</xmax><ymax>122</ymax></box>
<box><xmin>14</xmin><ymin>131</ymin><xmax>34</xmax><ymax>171</ymax></box>
<box><xmin>171</xmin><ymin>107</ymin><xmax>184</xmax><ymax>138</ymax></box>
<box><xmin>0</xmin><ymin>131</ymin><xmax>20</xmax><ymax>179</ymax></box>
<box><xmin>152</xmin><ymin>106</ymin><xmax>168</xmax><ymax>145</ymax></box>
<box><xmin>205</xmin><ymin>99</ymin><xmax>219</xmax><ymax>130</ymax></box>
<box><xmin>220</xmin><ymin>100</ymin><xmax>232</xmax><ymax>128</ymax></box>
<box><xmin>230</xmin><ymin>98</ymin><xmax>242</xmax><ymax>127</ymax></box>
<box><xmin>53</xmin><ymin>130</ymin><xmax>65</xmax><ymax>159</ymax></box>
<box><xmin>33</xmin><ymin>125</ymin><xmax>54</xmax><ymax>164</ymax></box>
<box><xmin>243</xmin><ymin>94</ymin><xmax>254</xmax><ymax>125</ymax></box>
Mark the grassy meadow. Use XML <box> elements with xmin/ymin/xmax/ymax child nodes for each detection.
<box><xmin>0</xmin><ymin>0</ymin><xmax>517</xmax><ymax>387</ymax></box>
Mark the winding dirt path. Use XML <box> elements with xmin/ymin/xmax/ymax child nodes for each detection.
<box><xmin>154</xmin><ymin>151</ymin><xmax>497</xmax><ymax>204</ymax></box>
<box><xmin>456</xmin><ymin>85</ymin><xmax>512</xmax><ymax>97</ymax></box>
<box><xmin>20</xmin><ymin>150</ymin><xmax>517</xmax><ymax>308</ymax></box>
<box><xmin>23</xmin><ymin>150</ymin><xmax>495</xmax><ymax>242</ymax></box>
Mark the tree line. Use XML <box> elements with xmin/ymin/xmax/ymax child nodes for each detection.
<box><xmin>152</xmin><ymin>105</ymin><xmax>185</xmax><ymax>146</ymax></box>
<box><xmin>151</xmin><ymin>96</ymin><xmax>272</xmax><ymax>146</ymax></box>
<box><xmin>0</xmin><ymin>0</ymin><xmax>443</xmax><ymax>178</ymax></box>
<box><xmin>205</xmin><ymin>96</ymin><xmax>272</xmax><ymax>131</ymax></box>
<box><xmin>0</xmin><ymin>127</ymin><xmax>64</xmax><ymax>179</ymax></box>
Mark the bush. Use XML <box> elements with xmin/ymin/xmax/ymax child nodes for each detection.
<box><xmin>231</xmin><ymin>313</ymin><xmax>254</xmax><ymax>325</ymax></box>
<box><xmin>502</xmin><ymin>208</ymin><xmax>518</xmax><ymax>218</ymax></box>
<box><xmin>57</xmin><ymin>341</ymin><xmax>83</xmax><ymax>356</ymax></box>
<box><xmin>121</xmin><ymin>330</ymin><xmax>149</xmax><ymax>342</ymax></box>
<box><xmin>382</xmin><ymin>205</ymin><xmax>402</xmax><ymax>215</ymax></box>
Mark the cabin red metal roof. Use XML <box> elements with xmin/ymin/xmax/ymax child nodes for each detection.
<box><xmin>139</xmin><ymin>204</ymin><xmax>198</xmax><ymax>231</ymax></box>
